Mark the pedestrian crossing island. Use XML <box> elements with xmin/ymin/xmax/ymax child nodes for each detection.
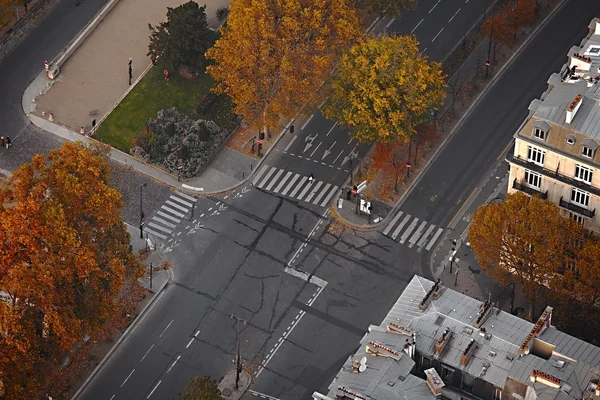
<box><xmin>143</xmin><ymin>191</ymin><xmax>197</xmax><ymax>240</ymax></box>
<box><xmin>382</xmin><ymin>211</ymin><xmax>444</xmax><ymax>252</ymax></box>
<box><xmin>252</xmin><ymin>164</ymin><xmax>339</xmax><ymax>208</ymax></box>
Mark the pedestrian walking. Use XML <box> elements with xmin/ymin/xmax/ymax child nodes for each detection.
<box><xmin>163</xmin><ymin>70</ymin><xmax>170</xmax><ymax>81</ymax></box>
<box><xmin>151</xmin><ymin>55</ymin><xmax>157</xmax><ymax>67</ymax></box>
<box><xmin>1</xmin><ymin>137</ymin><xmax>5</xmax><ymax>148</ymax></box>
<box><xmin>5</xmin><ymin>136</ymin><xmax>10</xmax><ymax>149</ymax></box>
<box><xmin>307</xmin><ymin>173</ymin><xmax>314</xmax><ymax>183</ymax></box>
<box><xmin>44</xmin><ymin>61</ymin><xmax>49</xmax><ymax>71</ymax></box>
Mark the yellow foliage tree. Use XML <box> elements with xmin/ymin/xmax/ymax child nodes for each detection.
<box><xmin>468</xmin><ymin>192</ymin><xmax>582</xmax><ymax>320</ymax></box>
<box><xmin>0</xmin><ymin>142</ymin><xmax>144</xmax><ymax>399</ymax></box>
<box><xmin>206</xmin><ymin>0</ymin><xmax>361</xmax><ymax>136</ymax></box>
<box><xmin>324</xmin><ymin>35</ymin><xmax>446</xmax><ymax>143</ymax></box>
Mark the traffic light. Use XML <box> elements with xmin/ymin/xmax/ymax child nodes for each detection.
<box><xmin>259</xmin><ymin>131</ymin><xmax>265</xmax><ymax>140</ymax></box>
<box><xmin>289</xmin><ymin>124</ymin><xmax>295</xmax><ymax>134</ymax></box>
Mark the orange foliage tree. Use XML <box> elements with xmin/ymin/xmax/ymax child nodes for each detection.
<box><xmin>0</xmin><ymin>142</ymin><xmax>144</xmax><ymax>399</ymax></box>
<box><xmin>371</xmin><ymin>139</ymin><xmax>405</xmax><ymax>193</ymax></box>
<box><xmin>482</xmin><ymin>0</ymin><xmax>537</xmax><ymax>48</ymax></box>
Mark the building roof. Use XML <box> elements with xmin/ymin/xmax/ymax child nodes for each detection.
<box><xmin>321</xmin><ymin>276</ymin><xmax>600</xmax><ymax>400</ymax></box>
<box><xmin>528</xmin><ymin>18</ymin><xmax>600</xmax><ymax>140</ymax></box>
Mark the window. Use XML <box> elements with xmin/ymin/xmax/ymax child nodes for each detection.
<box><xmin>441</xmin><ymin>365</ymin><xmax>455</xmax><ymax>384</ymax></box>
<box><xmin>574</xmin><ymin>164</ymin><xmax>593</xmax><ymax>184</ymax></box>
<box><xmin>566</xmin><ymin>136</ymin><xmax>576</xmax><ymax>145</ymax></box>
<box><xmin>527</xmin><ymin>146</ymin><xmax>545</xmax><ymax>166</ymax></box>
<box><xmin>570</xmin><ymin>212</ymin><xmax>585</xmax><ymax>225</ymax></box>
<box><xmin>533</xmin><ymin>128</ymin><xmax>546</xmax><ymax>140</ymax></box>
<box><xmin>585</xmin><ymin>45</ymin><xmax>600</xmax><ymax>55</ymax></box>
<box><xmin>582</xmin><ymin>145</ymin><xmax>594</xmax><ymax>158</ymax></box>
<box><xmin>570</xmin><ymin>188</ymin><xmax>590</xmax><ymax>207</ymax></box>
<box><xmin>524</xmin><ymin>170</ymin><xmax>542</xmax><ymax>189</ymax></box>
<box><xmin>461</xmin><ymin>373</ymin><xmax>475</xmax><ymax>393</ymax></box>
<box><xmin>494</xmin><ymin>388</ymin><xmax>502</xmax><ymax>400</ymax></box>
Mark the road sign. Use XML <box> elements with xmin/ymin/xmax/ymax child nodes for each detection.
<box><xmin>485</xmin><ymin>59</ymin><xmax>491</xmax><ymax>66</ymax></box>
<box><xmin>360</xmin><ymin>199</ymin><xmax>371</xmax><ymax>214</ymax></box>
<box><xmin>406</xmin><ymin>162</ymin><xmax>412</xmax><ymax>168</ymax></box>
<box><xmin>356</xmin><ymin>180</ymin><xmax>368</xmax><ymax>193</ymax></box>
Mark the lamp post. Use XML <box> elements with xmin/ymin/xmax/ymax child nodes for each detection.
<box><xmin>139</xmin><ymin>183</ymin><xmax>147</xmax><ymax>239</ymax></box>
<box><xmin>406</xmin><ymin>134</ymin><xmax>413</xmax><ymax>179</ymax></box>
<box><xmin>485</xmin><ymin>9</ymin><xmax>494</xmax><ymax>78</ymax></box>
<box><xmin>230</xmin><ymin>314</ymin><xmax>247</xmax><ymax>389</ymax></box>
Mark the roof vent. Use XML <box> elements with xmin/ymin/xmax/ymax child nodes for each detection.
<box><xmin>488</xmin><ymin>350</ymin><xmax>497</xmax><ymax>358</ymax></box>
<box><xmin>506</xmin><ymin>354</ymin><xmax>515</xmax><ymax>361</ymax></box>
<box><xmin>552</xmin><ymin>359</ymin><xmax>566</xmax><ymax>369</ymax></box>
<box><xmin>561</xmin><ymin>384</ymin><xmax>572</xmax><ymax>394</ymax></box>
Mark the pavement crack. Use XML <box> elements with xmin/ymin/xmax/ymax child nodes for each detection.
<box><xmin>172</xmin><ymin>282</ymin><xmax>218</xmax><ymax>300</ymax></box>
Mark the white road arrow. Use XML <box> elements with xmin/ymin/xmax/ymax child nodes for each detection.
<box><xmin>341</xmin><ymin>146</ymin><xmax>358</xmax><ymax>166</ymax></box>
<box><xmin>304</xmin><ymin>134</ymin><xmax>317</xmax><ymax>153</ymax></box>
<box><xmin>322</xmin><ymin>141</ymin><xmax>336</xmax><ymax>160</ymax></box>
<box><xmin>195</xmin><ymin>223</ymin><xmax>204</xmax><ymax>230</ymax></box>
<box><xmin>219</xmin><ymin>204</ymin><xmax>228</xmax><ymax>211</ymax></box>
<box><xmin>241</xmin><ymin>186</ymin><xmax>251</xmax><ymax>194</ymax></box>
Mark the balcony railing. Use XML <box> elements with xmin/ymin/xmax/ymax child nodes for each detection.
<box><xmin>512</xmin><ymin>179</ymin><xmax>548</xmax><ymax>200</ymax></box>
<box><xmin>559</xmin><ymin>197</ymin><xmax>596</xmax><ymax>218</ymax></box>
<box><xmin>506</xmin><ymin>153</ymin><xmax>600</xmax><ymax>197</ymax></box>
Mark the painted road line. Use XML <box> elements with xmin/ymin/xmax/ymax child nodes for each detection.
<box><xmin>121</xmin><ymin>369</ymin><xmax>135</xmax><ymax>387</ymax></box>
<box><xmin>284</xmin><ymin>267</ymin><xmax>327</xmax><ymax>288</ymax></box>
<box><xmin>333</xmin><ymin>150</ymin><xmax>344</xmax><ymax>164</ymax></box>
<box><xmin>284</xmin><ymin>135</ymin><xmax>297</xmax><ymax>152</ymax></box>
<box><xmin>251</xmin><ymin>164</ymin><xmax>270</xmax><ymax>186</ymax></box>
<box><xmin>165</xmin><ymin>200</ymin><xmax>187</xmax><ymax>213</ymax></box>
<box><xmin>169</xmin><ymin>195</ymin><xmax>193</xmax><ymax>208</ymax></box>
<box><xmin>148</xmin><ymin>222</ymin><xmax>172</xmax><ymax>234</ymax></box>
<box><xmin>449</xmin><ymin>7</ymin><xmax>461</xmax><ymax>22</ymax></box>
<box><xmin>301</xmin><ymin>114</ymin><xmax>314</xmax><ymax>130</ymax></box>
<box><xmin>391</xmin><ymin>214</ymin><xmax>412</xmax><ymax>240</ymax></box>
<box><xmin>408</xmin><ymin>220</ymin><xmax>428</xmax><ymax>248</ymax></box>
<box><xmin>432</xmin><ymin>27</ymin><xmax>444</xmax><ymax>42</ymax></box>
<box><xmin>383</xmin><ymin>211</ymin><xmax>404</xmax><ymax>235</ymax></box>
<box><xmin>296</xmin><ymin>180</ymin><xmax>315</xmax><ymax>201</ymax></box>
<box><xmin>147</xmin><ymin>381</ymin><xmax>161</xmax><ymax>398</ymax></box>
<box><xmin>312</xmin><ymin>183</ymin><xmax>331</xmax><ymax>205</ymax></box>
<box><xmin>412</xmin><ymin>18</ymin><xmax>423</xmax><ymax>33</ymax></box>
<box><xmin>320</xmin><ymin>185</ymin><xmax>339</xmax><ymax>207</ymax></box>
<box><xmin>417</xmin><ymin>224</ymin><xmax>436</xmax><ymax>249</ymax></box>
<box><xmin>140</xmin><ymin>344</ymin><xmax>154</xmax><ymax>362</ymax></box>
<box><xmin>429</xmin><ymin>0</ymin><xmax>440</xmax><ymax>13</ymax></box>
<box><xmin>152</xmin><ymin>217</ymin><xmax>176</xmax><ymax>229</ymax></box>
<box><xmin>304</xmin><ymin>181</ymin><xmax>323</xmax><ymax>203</ymax></box>
<box><xmin>144</xmin><ymin>227</ymin><xmax>168</xmax><ymax>240</ymax></box>
<box><xmin>175</xmin><ymin>191</ymin><xmax>196</xmax><ymax>202</ymax></box>
<box><xmin>258</xmin><ymin>166</ymin><xmax>277</xmax><ymax>188</ymax></box>
<box><xmin>274</xmin><ymin>171</ymin><xmax>293</xmax><ymax>193</ymax></box>
<box><xmin>167</xmin><ymin>355</ymin><xmax>181</xmax><ymax>373</ymax></box>
<box><xmin>386</xmin><ymin>17</ymin><xmax>395</xmax><ymax>28</ymax></box>
<box><xmin>266</xmin><ymin>169</ymin><xmax>284</xmax><ymax>191</ymax></box>
<box><xmin>421</xmin><ymin>47</ymin><xmax>428</xmax><ymax>55</ymax></box>
<box><xmin>400</xmin><ymin>218</ymin><xmax>419</xmax><ymax>244</ymax></box>
<box><xmin>325</xmin><ymin>122</ymin><xmax>338</xmax><ymax>136</ymax></box>
<box><xmin>249</xmin><ymin>390</ymin><xmax>281</xmax><ymax>400</ymax></box>
<box><xmin>159</xmin><ymin>320</ymin><xmax>174</xmax><ymax>338</ymax></box>
<box><xmin>281</xmin><ymin>174</ymin><xmax>300</xmax><ymax>196</ymax></box>
<box><xmin>289</xmin><ymin>177</ymin><xmax>307</xmax><ymax>198</ymax></box>
<box><xmin>309</xmin><ymin>141</ymin><xmax>322</xmax><ymax>157</ymax></box>
<box><xmin>448</xmin><ymin>186</ymin><xmax>479</xmax><ymax>228</ymax></box>
<box><xmin>425</xmin><ymin>227</ymin><xmax>444</xmax><ymax>251</ymax></box>
<box><xmin>157</xmin><ymin>211</ymin><xmax>180</xmax><ymax>223</ymax></box>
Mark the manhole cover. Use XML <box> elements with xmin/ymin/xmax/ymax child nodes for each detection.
<box><xmin>89</xmin><ymin>109</ymin><xmax>100</xmax><ymax>117</ymax></box>
<box><xmin>221</xmin><ymin>388</ymin><xmax>232</xmax><ymax>397</ymax></box>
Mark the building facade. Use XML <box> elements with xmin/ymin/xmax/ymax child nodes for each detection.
<box><xmin>507</xmin><ymin>18</ymin><xmax>600</xmax><ymax>232</ymax></box>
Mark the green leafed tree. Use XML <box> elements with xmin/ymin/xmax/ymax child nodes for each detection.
<box><xmin>323</xmin><ymin>35</ymin><xmax>446</xmax><ymax>143</ymax></box>
<box><xmin>468</xmin><ymin>192</ymin><xmax>582</xmax><ymax>320</ymax></box>
<box><xmin>148</xmin><ymin>1</ymin><xmax>215</xmax><ymax>74</ymax></box>
<box><xmin>175</xmin><ymin>376</ymin><xmax>223</xmax><ymax>400</ymax></box>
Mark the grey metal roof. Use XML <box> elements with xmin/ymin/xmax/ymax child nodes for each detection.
<box><xmin>529</xmin><ymin>32</ymin><xmax>600</xmax><ymax>139</ymax></box>
<box><xmin>322</xmin><ymin>275</ymin><xmax>600</xmax><ymax>400</ymax></box>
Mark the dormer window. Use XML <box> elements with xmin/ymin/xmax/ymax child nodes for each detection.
<box><xmin>534</xmin><ymin>128</ymin><xmax>546</xmax><ymax>140</ymax></box>
<box><xmin>532</xmin><ymin>120</ymin><xmax>550</xmax><ymax>141</ymax></box>
<box><xmin>566</xmin><ymin>134</ymin><xmax>576</xmax><ymax>145</ymax></box>
<box><xmin>580</xmin><ymin>139</ymin><xmax>598</xmax><ymax>159</ymax></box>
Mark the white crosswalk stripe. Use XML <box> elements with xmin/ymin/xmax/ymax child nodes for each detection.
<box><xmin>250</xmin><ymin>166</ymin><xmax>339</xmax><ymax>208</ymax></box>
<box><xmin>381</xmin><ymin>210</ymin><xmax>444</xmax><ymax>253</ymax></box>
<box><xmin>143</xmin><ymin>193</ymin><xmax>198</xmax><ymax>241</ymax></box>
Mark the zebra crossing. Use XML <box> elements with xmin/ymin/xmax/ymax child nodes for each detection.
<box><xmin>251</xmin><ymin>164</ymin><xmax>339</xmax><ymax>208</ymax></box>
<box><xmin>143</xmin><ymin>191</ymin><xmax>197</xmax><ymax>240</ymax></box>
<box><xmin>381</xmin><ymin>211</ymin><xmax>444</xmax><ymax>252</ymax></box>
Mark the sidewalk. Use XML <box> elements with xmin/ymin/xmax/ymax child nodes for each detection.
<box><xmin>125</xmin><ymin>223</ymin><xmax>171</xmax><ymax>292</ymax></box>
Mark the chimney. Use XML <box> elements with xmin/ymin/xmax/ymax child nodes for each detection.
<box><xmin>461</xmin><ymin>339</ymin><xmax>477</xmax><ymax>366</ymax></box>
<box><xmin>569</xmin><ymin>52</ymin><xmax>592</xmax><ymax>71</ymax></box>
<box><xmin>425</xmin><ymin>368</ymin><xmax>445</xmax><ymax>397</ymax></box>
<box><xmin>435</xmin><ymin>328</ymin><xmax>451</xmax><ymax>356</ymax></box>
<box><xmin>530</xmin><ymin>370</ymin><xmax>561</xmax><ymax>389</ymax></box>
<box><xmin>566</xmin><ymin>94</ymin><xmax>583</xmax><ymax>124</ymax></box>
<box><xmin>474</xmin><ymin>300</ymin><xmax>493</xmax><ymax>328</ymax></box>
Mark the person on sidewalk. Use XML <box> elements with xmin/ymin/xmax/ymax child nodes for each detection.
<box><xmin>5</xmin><ymin>136</ymin><xmax>10</xmax><ymax>149</ymax></box>
<box><xmin>1</xmin><ymin>137</ymin><xmax>5</xmax><ymax>148</ymax></box>
<box><xmin>164</xmin><ymin>70</ymin><xmax>170</xmax><ymax>81</ymax></box>
<box><xmin>151</xmin><ymin>55</ymin><xmax>157</xmax><ymax>67</ymax></box>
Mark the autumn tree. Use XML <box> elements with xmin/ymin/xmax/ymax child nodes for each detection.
<box><xmin>504</xmin><ymin>0</ymin><xmax>537</xmax><ymax>39</ymax></box>
<box><xmin>323</xmin><ymin>35</ymin><xmax>446</xmax><ymax>143</ymax></box>
<box><xmin>0</xmin><ymin>142</ymin><xmax>144</xmax><ymax>399</ymax></box>
<box><xmin>176</xmin><ymin>376</ymin><xmax>223</xmax><ymax>400</ymax></box>
<box><xmin>206</xmin><ymin>0</ymin><xmax>361</xmax><ymax>137</ymax></box>
<box><xmin>148</xmin><ymin>1</ymin><xmax>215</xmax><ymax>74</ymax></box>
<box><xmin>0</xmin><ymin>0</ymin><xmax>14</xmax><ymax>30</ymax></box>
<box><xmin>371</xmin><ymin>139</ymin><xmax>405</xmax><ymax>192</ymax></box>
<box><xmin>468</xmin><ymin>192</ymin><xmax>581</xmax><ymax>320</ymax></box>
<box><xmin>352</xmin><ymin>0</ymin><xmax>417</xmax><ymax>18</ymax></box>
<box><xmin>481</xmin><ymin>12</ymin><xmax>513</xmax><ymax>48</ymax></box>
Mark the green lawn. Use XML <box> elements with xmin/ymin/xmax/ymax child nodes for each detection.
<box><xmin>95</xmin><ymin>62</ymin><xmax>237</xmax><ymax>152</ymax></box>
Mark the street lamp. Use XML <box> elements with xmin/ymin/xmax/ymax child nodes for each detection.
<box><xmin>406</xmin><ymin>134</ymin><xmax>413</xmax><ymax>179</ymax></box>
<box><xmin>485</xmin><ymin>9</ymin><xmax>494</xmax><ymax>78</ymax></box>
<box><xmin>230</xmin><ymin>314</ymin><xmax>247</xmax><ymax>389</ymax></box>
<box><xmin>139</xmin><ymin>183</ymin><xmax>147</xmax><ymax>239</ymax></box>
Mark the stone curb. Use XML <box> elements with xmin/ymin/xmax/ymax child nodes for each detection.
<box><xmin>333</xmin><ymin>0</ymin><xmax>568</xmax><ymax>229</ymax></box>
<box><xmin>70</xmin><ymin>263</ymin><xmax>174</xmax><ymax>400</ymax></box>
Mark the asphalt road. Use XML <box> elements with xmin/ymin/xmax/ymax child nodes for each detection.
<box><xmin>262</xmin><ymin>0</ymin><xmax>495</xmax><ymax>212</ymax></box>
